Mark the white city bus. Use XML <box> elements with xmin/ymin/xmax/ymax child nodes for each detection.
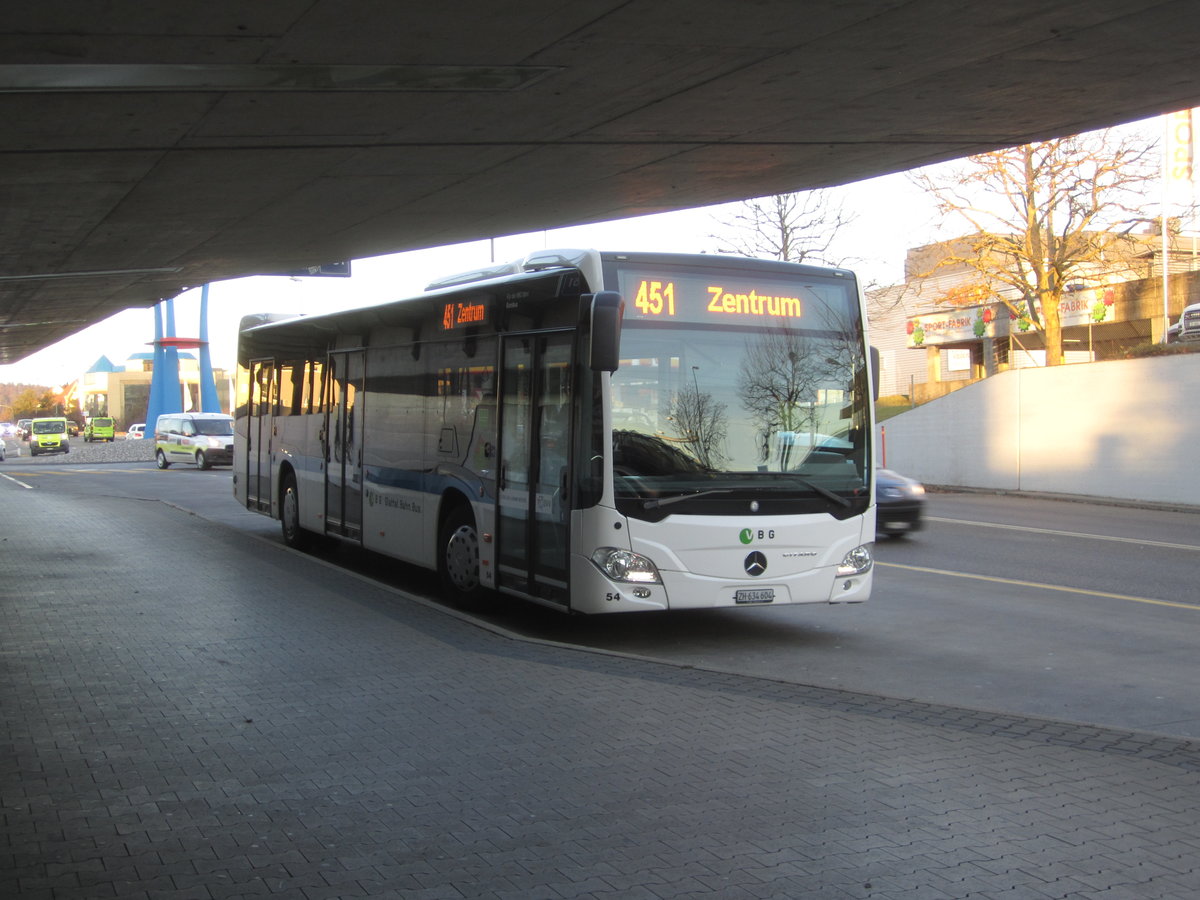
<box><xmin>234</xmin><ymin>249</ymin><xmax>877</xmax><ymax>613</ymax></box>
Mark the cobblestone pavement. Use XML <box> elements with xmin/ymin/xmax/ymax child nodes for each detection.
<box><xmin>4</xmin><ymin>487</ymin><xmax>1200</xmax><ymax>899</ymax></box>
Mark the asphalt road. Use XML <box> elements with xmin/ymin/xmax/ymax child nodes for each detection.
<box><xmin>5</xmin><ymin>451</ymin><xmax>1200</xmax><ymax>739</ymax></box>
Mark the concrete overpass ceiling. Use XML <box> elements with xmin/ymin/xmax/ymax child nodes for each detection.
<box><xmin>3</xmin><ymin>1</ymin><xmax>1200</xmax><ymax>363</ymax></box>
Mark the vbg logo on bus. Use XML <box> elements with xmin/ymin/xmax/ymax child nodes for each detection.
<box><xmin>739</xmin><ymin>527</ymin><xmax>777</xmax><ymax>544</ymax></box>
<box><xmin>738</xmin><ymin>527</ymin><xmax>815</xmax><ymax>557</ymax></box>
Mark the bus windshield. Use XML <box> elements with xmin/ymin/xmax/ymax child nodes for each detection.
<box><xmin>609</xmin><ymin>319</ymin><xmax>869</xmax><ymax>514</ymax></box>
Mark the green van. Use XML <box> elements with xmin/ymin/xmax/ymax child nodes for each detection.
<box><xmin>83</xmin><ymin>416</ymin><xmax>115</xmax><ymax>442</ymax></box>
<box><xmin>29</xmin><ymin>417</ymin><xmax>70</xmax><ymax>456</ymax></box>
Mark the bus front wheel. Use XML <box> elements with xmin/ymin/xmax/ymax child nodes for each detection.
<box><xmin>439</xmin><ymin>504</ymin><xmax>488</xmax><ymax>608</ymax></box>
<box><xmin>280</xmin><ymin>473</ymin><xmax>311</xmax><ymax>551</ymax></box>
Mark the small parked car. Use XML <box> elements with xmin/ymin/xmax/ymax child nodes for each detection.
<box><xmin>125</xmin><ymin>423</ymin><xmax>146</xmax><ymax>440</ymax></box>
<box><xmin>876</xmin><ymin>467</ymin><xmax>925</xmax><ymax>538</ymax></box>
<box><xmin>1173</xmin><ymin>301</ymin><xmax>1200</xmax><ymax>343</ymax></box>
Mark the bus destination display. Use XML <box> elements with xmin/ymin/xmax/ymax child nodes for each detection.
<box><xmin>441</xmin><ymin>299</ymin><xmax>488</xmax><ymax>331</ymax></box>
<box><xmin>618</xmin><ymin>270</ymin><xmax>813</xmax><ymax>326</ymax></box>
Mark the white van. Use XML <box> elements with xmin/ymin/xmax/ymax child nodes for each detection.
<box><xmin>154</xmin><ymin>412</ymin><xmax>235</xmax><ymax>469</ymax></box>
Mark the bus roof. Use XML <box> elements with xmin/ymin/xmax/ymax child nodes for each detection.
<box><xmin>237</xmin><ymin>248</ymin><xmax>858</xmax><ymax>354</ymax></box>
<box><xmin>240</xmin><ymin>256</ymin><xmax>596</xmax><ymax>342</ymax></box>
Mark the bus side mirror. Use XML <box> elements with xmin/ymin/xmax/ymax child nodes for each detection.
<box><xmin>870</xmin><ymin>346</ymin><xmax>880</xmax><ymax>401</ymax></box>
<box><xmin>587</xmin><ymin>291</ymin><xmax>624</xmax><ymax>372</ymax></box>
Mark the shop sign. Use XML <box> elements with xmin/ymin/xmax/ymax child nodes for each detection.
<box><xmin>906</xmin><ymin>305</ymin><xmax>1006</xmax><ymax>348</ymax></box>
<box><xmin>1059</xmin><ymin>288</ymin><xmax>1116</xmax><ymax>327</ymax></box>
<box><xmin>908</xmin><ymin>290</ymin><xmax>1117</xmax><ymax>348</ymax></box>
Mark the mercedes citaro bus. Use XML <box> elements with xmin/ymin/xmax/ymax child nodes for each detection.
<box><xmin>234</xmin><ymin>249</ymin><xmax>878</xmax><ymax>614</ymax></box>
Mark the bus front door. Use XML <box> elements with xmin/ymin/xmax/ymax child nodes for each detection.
<box><xmin>324</xmin><ymin>350</ymin><xmax>364</xmax><ymax>541</ymax></box>
<box><xmin>245</xmin><ymin>359</ymin><xmax>275</xmax><ymax>513</ymax></box>
<box><xmin>497</xmin><ymin>333</ymin><xmax>572</xmax><ymax>606</ymax></box>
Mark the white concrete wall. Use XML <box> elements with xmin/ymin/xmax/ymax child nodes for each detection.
<box><xmin>877</xmin><ymin>355</ymin><xmax>1200</xmax><ymax>506</ymax></box>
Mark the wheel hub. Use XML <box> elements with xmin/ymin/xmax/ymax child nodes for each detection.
<box><xmin>445</xmin><ymin>525</ymin><xmax>480</xmax><ymax>590</ymax></box>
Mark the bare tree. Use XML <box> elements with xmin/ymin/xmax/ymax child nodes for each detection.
<box><xmin>711</xmin><ymin>190</ymin><xmax>855</xmax><ymax>265</ymax></box>
<box><xmin>911</xmin><ymin>130</ymin><xmax>1159</xmax><ymax>365</ymax></box>
<box><xmin>736</xmin><ymin>326</ymin><xmax>828</xmax><ymax>469</ymax></box>
<box><xmin>667</xmin><ymin>380</ymin><xmax>727</xmax><ymax>470</ymax></box>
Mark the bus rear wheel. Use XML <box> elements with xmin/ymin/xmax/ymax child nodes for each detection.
<box><xmin>280</xmin><ymin>473</ymin><xmax>311</xmax><ymax>551</ymax></box>
<box><xmin>439</xmin><ymin>504</ymin><xmax>488</xmax><ymax>608</ymax></box>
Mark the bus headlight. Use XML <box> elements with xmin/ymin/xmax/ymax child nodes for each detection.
<box><xmin>836</xmin><ymin>544</ymin><xmax>873</xmax><ymax>576</ymax></box>
<box><xmin>591</xmin><ymin>548</ymin><xmax>662</xmax><ymax>584</ymax></box>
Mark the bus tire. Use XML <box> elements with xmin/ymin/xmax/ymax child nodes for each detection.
<box><xmin>280</xmin><ymin>473</ymin><xmax>311</xmax><ymax>551</ymax></box>
<box><xmin>156</xmin><ymin>449</ymin><xmax>170</xmax><ymax>469</ymax></box>
<box><xmin>438</xmin><ymin>503</ymin><xmax>488</xmax><ymax>608</ymax></box>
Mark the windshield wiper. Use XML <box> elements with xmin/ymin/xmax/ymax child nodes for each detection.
<box><xmin>643</xmin><ymin>489</ymin><xmax>733</xmax><ymax>509</ymax></box>
<box><xmin>785</xmin><ymin>477</ymin><xmax>852</xmax><ymax>507</ymax></box>
<box><xmin>639</xmin><ymin>480</ymin><xmax>854</xmax><ymax>510</ymax></box>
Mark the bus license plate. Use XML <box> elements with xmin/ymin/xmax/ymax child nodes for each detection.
<box><xmin>734</xmin><ymin>588</ymin><xmax>775</xmax><ymax>605</ymax></box>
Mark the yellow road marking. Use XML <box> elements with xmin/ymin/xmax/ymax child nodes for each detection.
<box><xmin>0</xmin><ymin>471</ymin><xmax>35</xmax><ymax>489</ymax></box>
<box><xmin>878</xmin><ymin>561</ymin><xmax>1200</xmax><ymax>611</ymax></box>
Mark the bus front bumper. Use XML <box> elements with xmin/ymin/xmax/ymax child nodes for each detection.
<box><xmin>569</xmin><ymin>554</ymin><xmax>872</xmax><ymax>614</ymax></box>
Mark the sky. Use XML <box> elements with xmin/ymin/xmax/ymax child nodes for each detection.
<box><xmin>0</xmin><ymin>111</ymin><xmax>1170</xmax><ymax>389</ymax></box>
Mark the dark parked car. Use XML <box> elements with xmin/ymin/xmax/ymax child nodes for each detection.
<box><xmin>876</xmin><ymin>467</ymin><xmax>925</xmax><ymax>538</ymax></box>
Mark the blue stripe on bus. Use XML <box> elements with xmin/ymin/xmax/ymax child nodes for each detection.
<box><xmin>363</xmin><ymin>465</ymin><xmax>428</xmax><ymax>491</ymax></box>
<box><xmin>363</xmin><ymin>465</ymin><xmax>487</xmax><ymax>501</ymax></box>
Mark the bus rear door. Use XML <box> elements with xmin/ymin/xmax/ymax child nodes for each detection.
<box><xmin>497</xmin><ymin>333</ymin><xmax>572</xmax><ymax>606</ymax></box>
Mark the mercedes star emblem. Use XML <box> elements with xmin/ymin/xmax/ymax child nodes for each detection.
<box><xmin>744</xmin><ymin>551</ymin><xmax>767</xmax><ymax>576</ymax></box>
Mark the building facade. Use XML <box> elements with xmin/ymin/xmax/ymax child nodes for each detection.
<box><xmin>78</xmin><ymin>352</ymin><xmax>232</xmax><ymax>429</ymax></box>
<box><xmin>868</xmin><ymin>234</ymin><xmax>1200</xmax><ymax>402</ymax></box>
